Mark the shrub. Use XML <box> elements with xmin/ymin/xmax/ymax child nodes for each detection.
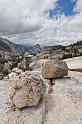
<box><xmin>1</xmin><ymin>68</ymin><xmax>9</xmax><ymax>76</ymax></box>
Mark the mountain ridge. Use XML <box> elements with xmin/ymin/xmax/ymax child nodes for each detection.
<box><xmin>0</xmin><ymin>37</ymin><xmax>41</xmax><ymax>54</ymax></box>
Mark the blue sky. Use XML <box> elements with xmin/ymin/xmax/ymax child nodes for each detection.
<box><xmin>0</xmin><ymin>0</ymin><xmax>79</xmax><ymax>34</ymax></box>
<box><xmin>49</xmin><ymin>0</ymin><xmax>78</xmax><ymax>19</ymax></box>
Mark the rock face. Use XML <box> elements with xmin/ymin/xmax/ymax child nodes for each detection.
<box><xmin>64</xmin><ymin>56</ymin><xmax>82</xmax><ymax>70</ymax></box>
<box><xmin>42</xmin><ymin>59</ymin><xmax>68</xmax><ymax>79</ymax></box>
<box><xmin>0</xmin><ymin>57</ymin><xmax>82</xmax><ymax>124</ymax></box>
<box><xmin>10</xmin><ymin>74</ymin><xmax>46</xmax><ymax>109</ymax></box>
<box><xmin>29</xmin><ymin>59</ymin><xmax>49</xmax><ymax>71</ymax></box>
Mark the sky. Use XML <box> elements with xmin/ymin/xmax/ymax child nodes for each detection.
<box><xmin>0</xmin><ymin>0</ymin><xmax>82</xmax><ymax>46</ymax></box>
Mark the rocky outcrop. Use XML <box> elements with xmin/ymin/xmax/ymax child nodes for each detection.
<box><xmin>10</xmin><ymin>73</ymin><xmax>46</xmax><ymax>108</ymax></box>
<box><xmin>64</xmin><ymin>56</ymin><xmax>82</xmax><ymax>70</ymax></box>
<box><xmin>29</xmin><ymin>59</ymin><xmax>49</xmax><ymax>71</ymax></box>
<box><xmin>0</xmin><ymin>70</ymin><xmax>82</xmax><ymax>124</ymax></box>
<box><xmin>0</xmin><ymin>57</ymin><xmax>82</xmax><ymax>124</ymax></box>
<box><xmin>42</xmin><ymin>71</ymin><xmax>82</xmax><ymax>124</ymax></box>
<box><xmin>42</xmin><ymin>59</ymin><xmax>68</xmax><ymax>79</ymax></box>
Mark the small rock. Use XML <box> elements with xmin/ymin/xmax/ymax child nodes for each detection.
<box><xmin>42</xmin><ymin>59</ymin><xmax>68</xmax><ymax>79</ymax></box>
<box><xmin>12</xmin><ymin>68</ymin><xmax>22</xmax><ymax>75</ymax></box>
<box><xmin>10</xmin><ymin>73</ymin><xmax>46</xmax><ymax>109</ymax></box>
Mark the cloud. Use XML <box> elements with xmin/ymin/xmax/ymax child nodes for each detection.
<box><xmin>0</xmin><ymin>0</ymin><xmax>55</xmax><ymax>34</ymax></box>
<box><xmin>1</xmin><ymin>0</ymin><xmax>82</xmax><ymax>46</ymax></box>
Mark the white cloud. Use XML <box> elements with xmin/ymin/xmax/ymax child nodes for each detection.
<box><xmin>75</xmin><ymin>0</ymin><xmax>82</xmax><ymax>12</ymax></box>
<box><xmin>1</xmin><ymin>0</ymin><xmax>82</xmax><ymax>46</ymax></box>
<box><xmin>0</xmin><ymin>0</ymin><xmax>55</xmax><ymax>34</ymax></box>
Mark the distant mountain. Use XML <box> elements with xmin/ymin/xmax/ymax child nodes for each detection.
<box><xmin>36</xmin><ymin>41</ymin><xmax>82</xmax><ymax>60</ymax></box>
<box><xmin>0</xmin><ymin>37</ymin><xmax>42</xmax><ymax>54</ymax></box>
<box><xmin>28</xmin><ymin>44</ymin><xmax>42</xmax><ymax>54</ymax></box>
<box><xmin>42</xmin><ymin>45</ymin><xmax>65</xmax><ymax>51</ymax></box>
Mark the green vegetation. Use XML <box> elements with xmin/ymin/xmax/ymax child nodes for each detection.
<box><xmin>0</xmin><ymin>64</ymin><xmax>9</xmax><ymax>78</ymax></box>
<box><xmin>1</xmin><ymin>68</ymin><xmax>9</xmax><ymax>76</ymax></box>
<box><xmin>62</xmin><ymin>53</ymin><xmax>72</xmax><ymax>60</ymax></box>
<box><xmin>0</xmin><ymin>53</ymin><xmax>24</xmax><ymax>79</ymax></box>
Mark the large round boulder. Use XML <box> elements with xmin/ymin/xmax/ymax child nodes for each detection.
<box><xmin>10</xmin><ymin>73</ymin><xmax>46</xmax><ymax>109</ymax></box>
<box><xmin>42</xmin><ymin>59</ymin><xmax>68</xmax><ymax>79</ymax></box>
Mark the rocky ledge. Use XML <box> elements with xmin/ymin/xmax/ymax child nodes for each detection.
<box><xmin>0</xmin><ymin>57</ymin><xmax>82</xmax><ymax>124</ymax></box>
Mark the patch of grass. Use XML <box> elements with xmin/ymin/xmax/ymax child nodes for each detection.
<box><xmin>68</xmin><ymin>68</ymin><xmax>82</xmax><ymax>72</ymax></box>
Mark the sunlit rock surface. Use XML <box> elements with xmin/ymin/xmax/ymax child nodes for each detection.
<box><xmin>0</xmin><ymin>57</ymin><xmax>82</xmax><ymax>124</ymax></box>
